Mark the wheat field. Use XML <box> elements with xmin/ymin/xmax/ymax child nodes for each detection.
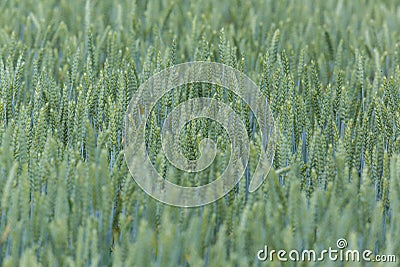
<box><xmin>0</xmin><ymin>0</ymin><xmax>399</xmax><ymax>266</ymax></box>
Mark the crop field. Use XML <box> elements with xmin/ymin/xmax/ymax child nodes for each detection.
<box><xmin>0</xmin><ymin>0</ymin><xmax>399</xmax><ymax>266</ymax></box>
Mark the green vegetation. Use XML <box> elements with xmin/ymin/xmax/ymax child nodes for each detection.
<box><xmin>0</xmin><ymin>0</ymin><xmax>399</xmax><ymax>266</ymax></box>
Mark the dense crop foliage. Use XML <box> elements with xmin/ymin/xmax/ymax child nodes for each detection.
<box><xmin>0</xmin><ymin>0</ymin><xmax>399</xmax><ymax>266</ymax></box>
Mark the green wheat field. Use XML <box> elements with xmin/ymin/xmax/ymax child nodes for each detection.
<box><xmin>0</xmin><ymin>0</ymin><xmax>399</xmax><ymax>266</ymax></box>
